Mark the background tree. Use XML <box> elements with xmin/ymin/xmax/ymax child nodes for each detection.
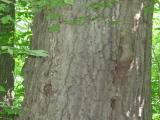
<box><xmin>0</xmin><ymin>0</ymin><xmax>15</xmax><ymax>119</ymax></box>
<box><xmin>18</xmin><ymin>0</ymin><xmax>154</xmax><ymax>120</ymax></box>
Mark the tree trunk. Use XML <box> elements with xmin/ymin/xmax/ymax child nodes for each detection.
<box><xmin>19</xmin><ymin>0</ymin><xmax>153</xmax><ymax>120</ymax></box>
<box><xmin>0</xmin><ymin>0</ymin><xmax>15</xmax><ymax>115</ymax></box>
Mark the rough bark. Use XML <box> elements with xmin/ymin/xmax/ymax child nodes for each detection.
<box><xmin>19</xmin><ymin>0</ymin><xmax>153</xmax><ymax>120</ymax></box>
<box><xmin>0</xmin><ymin>0</ymin><xmax>15</xmax><ymax>114</ymax></box>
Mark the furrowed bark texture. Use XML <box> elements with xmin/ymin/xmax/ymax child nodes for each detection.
<box><xmin>19</xmin><ymin>0</ymin><xmax>153</xmax><ymax>120</ymax></box>
<box><xmin>0</xmin><ymin>0</ymin><xmax>15</xmax><ymax>108</ymax></box>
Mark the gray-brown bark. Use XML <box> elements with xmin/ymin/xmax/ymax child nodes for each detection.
<box><xmin>19</xmin><ymin>0</ymin><xmax>153</xmax><ymax>120</ymax></box>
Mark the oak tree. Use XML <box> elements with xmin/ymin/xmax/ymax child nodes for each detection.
<box><xmin>18</xmin><ymin>0</ymin><xmax>153</xmax><ymax>120</ymax></box>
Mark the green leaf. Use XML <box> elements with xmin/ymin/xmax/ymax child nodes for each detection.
<box><xmin>26</xmin><ymin>50</ymin><xmax>49</xmax><ymax>57</ymax></box>
<box><xmin>49</xmin><ymin>24</ymin><xmax>60</xmax><ymax>32</ymax></box>
<box><xmin>0</xmin><ymin>3</ymin><xmax>7</xmax><ymax>12</ymax></box>
<box><xmin>0</xmin><ymin>85</ymin><xmax>6</xmax><ymax>92</ymax></box>
<box><xmin>50</xmin><ymin>0</ymin><xmax>65</xmax><ymax>7</ymax></box>
<box><xmin>64</xmin><ymin>0</ymin><xmax>74</xmax><ymax>5</ymax></box>
<box><xmin>144</xmin><ymin>6</ymin><xmax>154</xmax><ymax>14</ymax></box>
<box><xmin>0</xmin><ymin>0</ymin><xmax>12</xmax><ymax>4</ymax></box>
<box><xmin>65</xmin><ymin>16</ymin><xmax>86</xmax><ymax>25</ymax></box>
<box><xmin>88</xmin><ymin>0</ymin><xmax>118</xmax><ymax>11</ymax></box>
<box><xmin>1</xmin><ymin>15</ymin><xmax>13</xmax><ymax>24</ymax></box>
<box><xmin>8</xmin><ymin>47</ymin><xmax>13</xmax><ymax>55</ymax></box>
<box><xmin>46</xmin><ymin>13</ymin><xmax>61</xmax><ymax>21</ymax></box>
<box><xmin>1</xmin><ymin>46</ymin><xmax>9</xmax><ymax>50</ymax></box>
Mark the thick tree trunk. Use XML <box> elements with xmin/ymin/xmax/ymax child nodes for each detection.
<box><xmin>19</xmin><ymin>0</ymin><xmax>153</xmax><ymax>120</ymax></box>
<box><xmin>0</xmin><ymin>0</ymin><xmax>15</xmax><ymax>114</ymax></box>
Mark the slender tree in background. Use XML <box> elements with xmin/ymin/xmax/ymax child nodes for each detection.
<box><xmin>0</xmin><ymin>0</ymin><xmax>15</xmax><ymax>113</ymax></box>
<box><xmin>18</xmin><ymin>0</ymin><xmax>153</xmax><ymax>120</ymax></box>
